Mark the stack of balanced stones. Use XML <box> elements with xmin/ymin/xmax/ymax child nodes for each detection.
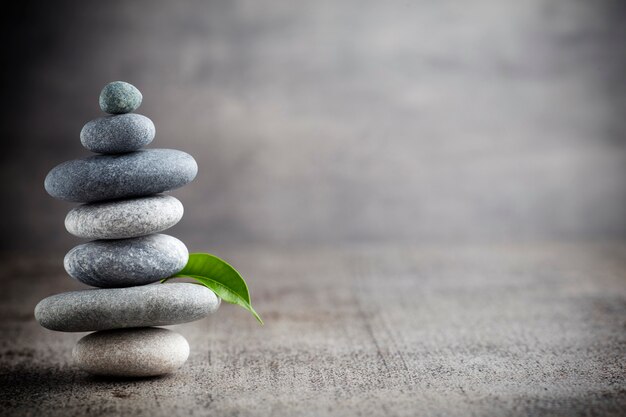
<box><xmin>35</xmin><ymin>81</ymin><xmax>220</xmax><ymax>377</ymax></box>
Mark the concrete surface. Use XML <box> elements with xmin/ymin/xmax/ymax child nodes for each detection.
<box><xmin>1</xmin><ymin>244</ymin><xmax>625</xmax><ymax>416</ymax></box>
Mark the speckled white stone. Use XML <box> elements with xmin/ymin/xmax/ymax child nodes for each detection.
<box><xmin>65</xmin><ymin>195</ymin><xmax>184</xmax><ymax>239</ymax></box>
<box><xmin>34</xmin><ymin>283</ymin><xmax>220</xmax><ymax>332</ymax></box>
<box><xmin>73</xmin><ymin>327</ymin><xmax>189</xmax><ymax>377</ymax></box>
<box><xmin>64</xmin><ymin>234</ymin><xmax>188</xmax><ymax>287</ymax></box>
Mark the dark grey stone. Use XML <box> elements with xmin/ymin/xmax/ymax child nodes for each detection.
<box><xmin>34</xmin><ymin>282</ymin><xmax>220</xmax><ymax>332</ymax></box>
<box><xmin>65</xmin><ymin>195</ymin><xmax>184</xmax><ymax>239</ymax></box>
<box><xmin>99</xmin><ymin>81</ymin><xmax>142</xmax><ymax>114</ymax></box>
<box><xmin>73</xmin><ymin>328</ymin><xmax>189</xmax><ymax>377</ymax></box>
<box><xmin>80</xmin><ymin>113</ymin><xmax>155</xmax><ymax>154</ymax></box>
<box><xmin>64</xmin><ymin>234</ymin><xmax>188</xmax><ymax>287</ymax></box>
<box><xmin>44</xmin><ymin>149</ymin><xmax>198</xmax><ymax>203</ymax></box>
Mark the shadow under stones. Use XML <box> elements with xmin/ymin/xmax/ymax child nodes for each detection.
<box><xmin>0</xmin><ymin>364</ymin><xmax>76</xmax><ymax>410</ymax></box>
<box><xmin>0</xmin><ymin>362</ymin><xmax>179</xmax><ymax>412</ymax></box>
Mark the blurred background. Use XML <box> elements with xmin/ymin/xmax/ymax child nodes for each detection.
<box><xmin>2</xmin><ymin>0</ymin><xmax>626</xmax><ymax>255</ymax></box>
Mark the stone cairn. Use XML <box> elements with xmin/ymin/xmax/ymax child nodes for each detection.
<box><xmin>35</xmin><ymin>81</ymin><xmax>220</xmax><ymax>377</ymax></box>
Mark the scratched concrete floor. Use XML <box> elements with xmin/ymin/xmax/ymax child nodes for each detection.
<box><xmin>0</xmin><ymin>244</ymin><xmax>625</xmax><ymax>416</ymax></box>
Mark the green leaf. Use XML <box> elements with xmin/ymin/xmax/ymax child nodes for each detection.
<box><xmin>164</xmin><ymin>253</ymin><xmax>263</xmax><ymax>325</ymax></box>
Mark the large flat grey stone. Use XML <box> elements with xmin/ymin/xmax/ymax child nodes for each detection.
<box><xmin>65</xmin><ymin>195</ymin><xmax>183</xmax><ymax>239</ymax></box>
<box><xmin>73</xmin><ymin>327</ymin><xmax>189</xmax><ymax>377</ymax></box>
<box><xmin>44</xmin><ymin>149</ymin><xmax>197</xmax><ymax>203</ymax></box>
<box><xmin>34</xmin><ymin>282</ymin><xmax>220</xmax><ymax>332</ymax></box>
<box><xmin>64</xmin><ymin>234</ymin><xmax>188</xmax><ymax>287</ymax></box>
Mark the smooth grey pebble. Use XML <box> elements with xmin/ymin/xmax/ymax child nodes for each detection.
<box><xmin>64</xmin><ymin>234</ymin><xmax>188</xmax><ymax>287</ymax></box>
<box><xmin>99</xmin><ymin>81</ymin><xmax>143</xmax><ymax>114</ymax></box>
<box><xmin>80</xmin><ymin>113</ymin><xmax>155</xmax><ymax>154</ymax></box>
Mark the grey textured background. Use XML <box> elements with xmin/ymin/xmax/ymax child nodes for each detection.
<box><xmin>2</xmin><ymin>0</ymin><xmax>626</xmax><ymax>254</ymax></box>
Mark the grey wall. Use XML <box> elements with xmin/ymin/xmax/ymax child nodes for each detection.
<box><xmin>2</xmin><ymin>0</ymin><xmax>626</xmax><ymax>254</ymax></box>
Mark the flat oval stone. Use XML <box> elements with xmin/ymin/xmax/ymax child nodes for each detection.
<box><xmin>35</xmin><ymin>283</ymin><xmax>220</xmax><ymax>332</ymax></box>
<box><xmin>44</xmin><ymin>149</ymin><xmax>198</xmax><ymax>203</ymax></box>
<box><xmin>65</xmin><ymin>195</ymin><xmax>183</xmax><ymax>239</ymax></box>
<box><xmin>80</xmin><ymin>114</ymin><xmax>155</xmax><ymax>154</ymax></box>
<box><xmin>73</xmin><ymin>328</ymin><xmax>189</xmax><ymax>377</ymax></box>
<box><xmin>64</xmin><ymin>234</ymin><xmax>188</xmax><ymax>287</ymax></box>
<box><xmin>99</xmin><ymin>81</ymin><xmax>143</xmax><ymax>114</ymax></box>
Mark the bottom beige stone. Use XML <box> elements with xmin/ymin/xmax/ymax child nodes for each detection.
<box><xmin>73</xmin><ymin>327</ymin><xmax>190</xmax><ymax>377</ymax></box>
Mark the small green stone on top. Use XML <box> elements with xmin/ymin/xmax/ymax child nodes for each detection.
<box><xmin>99</xmin><ymin>81</ymin><xmax>143</xmax><ymax>114</ymax></box>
